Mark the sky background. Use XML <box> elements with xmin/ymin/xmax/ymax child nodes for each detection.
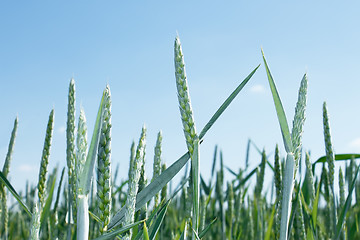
<box><xmin>1</xmin><ymin>1</ymin><xmax>360</xmax><ymax>195</ymax></box>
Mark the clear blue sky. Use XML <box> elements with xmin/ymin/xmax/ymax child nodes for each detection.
<box><xmin>1</xmin><ymin>1</ymin><xmax>360</xmax><ymax>193</ymax></box>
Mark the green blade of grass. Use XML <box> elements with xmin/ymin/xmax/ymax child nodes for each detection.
<box><xmin>89</xmin><ymin>210</ymin><xmax>102</xmax><ymax>224</ymax></box>
<box><xmin>211</xmin><ymin>145</ymin><xmax>218</xmax><ymax>178</ymax></box>
<box><xmin>0</xmin><ymin>170</ymin><xmax>31</xmax><ymax>217</ymax></box>
<box><xmin>265</xmin><ymin>205</ymin><xmax>276</xmax><ymax>240</ymax></box>
<box><xmin>143</xmin><ymin>222</ymin><xmax>150</xmax><ymax>240</ymax></box>
<box><xmin>335</xmin><ymin>165</ymin><xmax>360</xmax><ymax>240</ymax></box>
<box><xmin>192</xmin><ymin>137</ymin><xmax>200</xmax><ymax>235</ymax></box>
<box><xmin>40</xmin><ymin>170</ymin><xmax>57</xmax><ymax>230</ymax></box>
<box><xmin>313</xmin><ymin>153</ymin><xmax>360</xmax><ymax>165</ymax></box>
<box><xmin>148</xmin><ymin>200</ymin><xmax>171</xmax><ymax>240</ymax></box>
<box><xmin>53</xmin><ymin>167</ymin><xmax>65</xmax><ymax>213</ymax></box>
<box><xmin>198</xmin><ymin>64</ymin><xmax>260</xmax><ymax>140</ymax></box>
<box><xmin>311</xmin><ymin>181</ymin><xmax>321</xmax><ymax>229</ymax></box>
<box><xmin>92</xmin><ymin>220</ymin><xmax>145</xmax><ymax>240</ymax></box>
<box><xmin>262</xmin><ymin>50</ymin><xmax>293</xmax><ymax>153</ymax></box>
<box><xmin>200</xmin><ymin>174</ymin><xmax>210</xmax><ymax>196</ymax></box>
<box><xmin>79</xmin><ymin>90</ymin><xmax>106</xmax><ymax>195</ymax></box>
<box><xmin>198</xmin><ymin>217</ymin><xmax>217</xmax><ymax>238</ymax></box>
<box><xmin>179</xmin><ymin>224</ymin><xmax>187</xmax><ymax>240</ymax></box>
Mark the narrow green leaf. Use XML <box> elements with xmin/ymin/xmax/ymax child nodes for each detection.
<box><xmin>265</xmin><ymin>205</ymin><xmax>276</xmax><ymax>240</ymax></box>
<box><xmin>89</xmin><ymin>210</ymin><xmax>102</xmax><ymax>224</ymax></box>
<box><xmin>335</xmin><ymin>166</ymin><xmax>360</xmax><ymax>240</ymax></box>
<box><xmin>262</xmin><ymin>50</ymin><xmax>293</xmax><ymax>153</ymax></box>
<box><xmin>191</xmin><ymin>137</ymin><xmax>200</xmax><ymax>235</ymax></box>
<box><xmin>200</xmin><ymin>174</ymin><xmax>210</xmax><ymax>196</ymax></box>
<box><xmin>92</xmin><ymin>220</ymin><xmax>145</xmax><ymax>240</ymax></box>
<box><xmin>143</xmin><ymin>222</ymin><xmax>150</xmax><ymax>240</ymax></box>
<box><xmin>179</xmin><ymin>224</ymin><xmax>187</xmax><ymax>240</ymax></box>
<box><xmin>148</xmin><ymin>200</ymin><xmax>171</xmax><ymax>240</ymax></box>
<box><xmin>198</xmin><ymin>217</ymin><xmax>217</xmax><ymax>238</ymax></box>
<box><xmin>40</xmin><ymin>170</ymin><xmax>57</xmax><ymax>230</ymax></box>
<box><xmin>311</xmin><ymin>181</ymin><xmax>321</xmax><ymax>229</ymax></box>
<box><xmin>313</xmin><ymin>153</ymin><xmax>360</xmax><ymax>165</ymax></box>
<box><xmin>198</xmin><ymin>64</ymin><xmax>260</xmax><ymax>140</ymax></box>
<box><xmin>0</xmin><ymin>171</ymin><xmax>31</xmax><ymax>216</ymax></box>
<box><xmin>211</xmin><ymin>145</ymin><xmax>218</xmax><ymax>178</ymax></box>
<box><xmin>79</xmin><ymin>90</ymin><xmax>106</xmax><ymax>195</ymax></box>
<box><xmin>234</xmin><ymin>165</ymin><xmax>260</xmax><ymax>191</ymax></box>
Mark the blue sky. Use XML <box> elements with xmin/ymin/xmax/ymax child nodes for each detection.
<box><xmin>1</xmin><ymin>1</ymin><xmax>360</xmax><ymax>193</ymax></box>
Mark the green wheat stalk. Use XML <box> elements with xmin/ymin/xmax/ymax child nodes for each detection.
<box><xmin>29</xmin><ymin>203</ymin><xmax>40</xmax><ymax>240</ymax></box>
<box><xmin>174</xmin><ymin>35</ymin><xmax>200</xmax><ymax>238</ymax></box>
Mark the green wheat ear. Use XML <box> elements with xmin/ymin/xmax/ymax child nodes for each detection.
<box><xmin>66</xmin><ymin>78</ymin><xmax>77</xmax><ymax>223</ymax></box>
<box><xmin>291</xmin><ymin>73</ymin><xmax>308</xmax><ymax>173</ymax></box>
<box><xmin>123</xmin><ymin>126</ymin><xmax>146</xmax><ymax>240</ymax></box>
<box><xmin>2</xmin><ymin>117</ymin><xmax>18</xmax><ymax>178</ymax></box>
<box><xmin>305</xmin><ymin>152</ymin><xmax>315</xmax><ymax>205</ymax></box>
<box><xmin>97</xmin><ymin>85</ymin><xmax>112</xmax><ymax>233</ymax></box>
<box><xmin>322</xmin><ymin>101</ymin><xmax>337</xmax><ymax>236</ymax></box>
<box><xmin>174</xmin><ymin>35</ymin><xmax>197</xmax><ymax>155</ymax></box>
<box><xmin>1</xmin><ymin>117</ymin><xmax>18</xmax><ymax>239</ymax></box>
<box><xmin>274</xmin><ymin>144</ymin><xmax>282</xmax><ymax>240</ymax></box>
<box><xmin>255</xmin><ymin>149</ymin><xmax>266</xmax><ymax>199</ymax></box>
<box><xmin>152</xmin><ymin>131</ymin><xmax>162</xmax><ymax>209</ymax></box>
<box><xmin>339</xmin><ymin>167</ymin><xmax>346</xmax><ymax>238</ymax></box>
<box><xmin>38</xmin><ymin>109</ymin><xmax>54</xmax><ymax>209</ymax></box>
<box><xmin>76</xmin><ymin>108</ymin><xmax>88</xmax><ymax>194</ymax></box>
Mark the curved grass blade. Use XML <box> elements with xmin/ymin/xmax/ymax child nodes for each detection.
<box><xmin>89</xmin><ymin>210</ymin><xmax>102</xmax><ymax>224</ymax></box>
<box><xmin>262</xmin><ymin>50</ymin><xmax>293</xmax><ymax>153</ymax></box>
<box><xmin>313</xmin><ymin>153</ymin><xmax>360</xmax><ymax>165</ymax></box>
<box><xmin>0</xmin><ymin>171</ymin><xmax>31</xmax><ymax>216</ymax></box>
<box><xmin>133</xmin><ymin>184</ymin><xmax>185</xmax><ymax>240</ymax></box>
<box><xmin>211</xmin><ymin>145</ymin><xmax>218</xmax><ymax>178</ymax></box>
<box><xmin>335</xmin><ymin>165</ymin><xmax>360</xmax><ymax>240</ymax></box>
<box><xmin>200</xmin><ymin>174</ymin><xmax>210</xmax><ymax>196</ymax></box>
<box><xmin>143</xmin><ymin>222</ymin><xmax>150</xmax><ymax>240</ymax></box>
<box><xmin>79</xmin><ymin>90</ymin><xmax>106</xmax><ymax>195</ymax></box>
<box><xmin>265</xmin><ymin>205</ymin><xmax>276</xmax><ymax>240</ymax></box>
<box><xmin>179</xmin><ymin>224</ymin><xmax>187</xmax><ymax>240</ymax></box>
<box><xmin>92</xmin><ymin>220</ymin><xmax>145</xmax><ymax>240</ymax></box>
<box><xmin>53</xmin><ymin>167</ymin><xmax>65</xmax><ymax>213</ymax></box>
<box><xmin>234</xmin><ymin>164</ymin><xmax>260</xmax><ymax>191</ymax></box>
<box><xmin>198</xmin><ymin>217</ymin><xmax>217</xmax><ymax>238</ymax></box>
<box><xmin>311</xmin><ymin>181</ymin><xmax>321</xmax><ymax>230</ymax></box>
<box><xmin>148</xmin><ymin>200</ymin><xmax>171</xmax><ymax>240</ymax></box>
<box><xmin>279</xmin><ymin>153</ymin><xmax>295</xmax><ymax>240</ymax></box>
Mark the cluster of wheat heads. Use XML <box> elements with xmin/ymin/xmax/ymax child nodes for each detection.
<box><xmin>0</xmin><ymin>37</ymin><xmax>360</xmax><ymax>240</ymax></box>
